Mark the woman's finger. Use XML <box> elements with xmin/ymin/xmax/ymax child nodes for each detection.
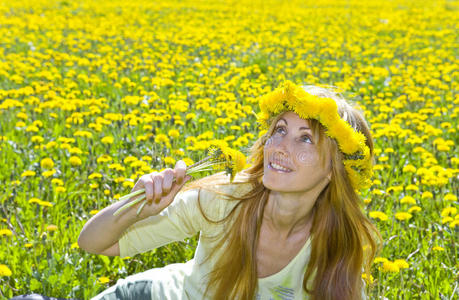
<box><xmin>143</xmin><ymin>173</ymin><xmax>156</xmax><ymax>202</ymax></box>
<box><xmin>174</xmin><ymin>160</ymin><xmax>187</xmax><ymax>184</ymax></box>
<box><xmin>152</xmin><ymin>174</ymin><xmax>163</xmax><ymax>203</ymax></box>
<box><xmin>162</xmin><ymin>168</ymin><xmax>174</xmax><ymax>195</ymax></box>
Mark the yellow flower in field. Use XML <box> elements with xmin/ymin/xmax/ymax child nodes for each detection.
<box><xmin>71</xmin><ymin>242</ymin><xmax>79</xmax><ymax>249</ymax></box>
<box><xmin>90</xmin><ymin>210</ymin><xmax>99</xmax><ymax>215</ymax></box>
<box><xmin>449</xmin><ymin>220</ymin><xmax>459</xmax><ymax>228</ymax></box>
<box><xmin>378</xmin><ymin>156</ymin><xmax>388</xmax><ymax>162</ymax></box>
<box><xmin>55</xmin><ymin>186</ymin><xmax>66</xmax><ymax>193</ymax></box>
<box><xmin>122</xmin><ymin>181</ymin><xmax>134</xmax><ymax>189</ymax></box>
<box><xmin>168</xmin><ymin>129</ymin><xmax>180</xmax><ymax>138</ymax></box>
<box><xmin>395</xmin><ymin>212</ymin><xmax>412</xmax><ymax>221</ymax></box>
<box><xmin>90</xmin><ymin>183</ymin><xmax>99</xmax><ymax>189</ymax></box>
<box><xmin>400</xmin><ymin>196</ymin><xmax>416</xmax><ymax>205</ymax></box>
<box><xmin>164</xmin><ymin>156</ymin><xmax>176</xmax><ymax>165</ymax></box>
<box><xmin>405</xmin><ymin>184</ymin><xmax>418</xmax><ymax>191</ymax></box>
<box><xmin>182</xmin><ymin>157</ymin><xmax>194</xmax><ymax>166</ymax></box>
<box><xmin>422</xmin><ymin>191</ymin><xmax>433</xmax><ymax>199</ymax></box>
<box><xmin>51</xmin><ymin>179</ymin><xmax>64</xmax><ymax>186</ymax></box>
<box><xmin>444</xmin><ymin>193</ymin><xmax>457</xmax><ymax>201</ymax></box>
<box><xmin>31</xmin><ymin>136</ymin><xmax>44</xmax><ymax>143</ymax></box>
<box><xmin>42</xmin><ymin>169</ymin><xmax>56</xmax><ymax>178</ymax></box>
<box><xmin>155</xmin><ymin>134</ymin><xmax>169</xmax><ymax>144</ymax></box>
<box><xmin>101</xmin><ymin>136</ymin><xmax>114</xmax><ymax>144</ymax></box>
<box><xmin>0</xmin><ymin>229</ymin><xmax>13</xmax><ymax>237</ymax></box>
<box><xmin>21</xmin><ymin>170</ymin><xmax>36</xmax><ymax>177</ymax></box>
<box><xmin>104</xmin><ymin>190</ymin><xmax>110</xmax><ymax>195</ymax></box>
<box><xmin>123</xmin><ymin>156</ymin><xmax>137</xmax><ymax>164</ymax></box>
<box><xmin>369</xmin><ymin>211</ymin><xmax>388</xmax><ymax>221</ymax></box>
<box><xmin>432</xmin><ymin>246</ymin><xmax>444</xmax><ymax>252</ymax></box>
<box><xmin>97</xmin><ymin>155</ymin><xmax>113</xmax><ymax>163</ymax></box>
<box><xmin>394</xmin><ymin>259</ymin><xmax>409</xmax><ymax>269</ymax></box>
<box><xmin>373</xmin><ymin>256</ymin><xmax>388</xmax><ymax>264</ymax></box>
<box><xmin>69</xmin><ymin>156</ymin><xmax>82</xmax><ymax>166</ymax></box>
<box><xmin>441</xmin><ymin>216</ymin><xmax>453</xmax><ymax>224</ymax></box>
<box><xmin>403</xmin><ymin>164</ymin><xmax>416</xmax><ymax>173</ymax></box>
<box><xmin>361</xmin><ymin>273</ymin><xmax>374</xmax><ymax>284</ymax></box>
<box><xmin>408</xmin><ymin>206</ymin><xmax>421</xmax><ymax>213</ymax></box>
<box><xmin>98</xmin><ymin>276</ymin><xmax>110</xmax><ymax>284</ymax></box>
<box><xmin>382</xmin><ymin>261</ymin><xmax>399</xmax><ymax>273</ymax></box>
<box><xmin>46</xmin><ymin>225</ymin><xmax>58</xmax><ymax>232</ymax></box>
<box><xmin>364</xmin><ymin>198</ymin><xmax>371</xmax><ymax>204</ymax></box>
<box><xmin>25</xmin><ymin>243</ymin><xmax>32</xmax><ymax>248</ymax></box>
<box><xmin>15</xmin><ymin>121</ymin><xmax>26</xmax><ymax>127</ymax></box>
<box><xmin>0</xmin><ymin>264</ymin><xmax>12</xmax><ymax>276</ymax></box>
<box><xmin>441</xmin><ymin>207</ymin><xmax>457</xmax><ymax>217</ymax></box>
<box><xmin>384</xmin><ymin>147</ymin><xmax>394</xmax><ymax>153</ymax></box>
<box><xmin>386</xmin><ymin>185</ymin><xmax>403</xmax><ymax>193</ymax></box>
<box><xmin>88</xmin><ymin>172</ymin><xmax>103</xmax><ymax>180</ymax></box>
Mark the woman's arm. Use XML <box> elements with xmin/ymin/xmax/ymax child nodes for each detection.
<box><xmin>78</xmin><ymin>160</ymin><xmax>190</xmax><ymax>256</ymax></box>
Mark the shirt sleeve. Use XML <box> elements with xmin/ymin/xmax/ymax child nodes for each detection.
<box><xmin>118</xmin><ymin>187</ymin><xmax>222</xmax><ymax>258</ymax></box>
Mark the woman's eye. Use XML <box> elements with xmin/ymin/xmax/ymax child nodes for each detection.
<box><xmin>274</xmin><ymin>126</ymin><xmax>286</xmax><ymax>134</ymax></box>
<box><xmin>301</xmin><ymin>135</ymin><xmax>312</xmax><ymax>144</ymax></box>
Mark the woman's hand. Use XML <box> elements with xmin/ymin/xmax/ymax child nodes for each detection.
<box><xmin>129</xmin><ymin>160</ymin><xmax>192</xmax><ymax>219</ymax></box>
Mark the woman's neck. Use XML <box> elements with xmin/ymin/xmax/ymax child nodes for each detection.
<box><xmin>263</xmin><ymin>190</ymin><xmax>317</xmax><ymax>239</ymax></box>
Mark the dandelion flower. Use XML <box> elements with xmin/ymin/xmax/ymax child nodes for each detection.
<box><xmin>46</xmin><ymin>225</ymin><xmax>58</xmax><ymax>232</ymax></box>
<box><xmin>0</xmin><ymin>264</ymin><xmax>12</xmax><ymax>276</ymax></box>
<box><xmin>98</xmin><ymin>276</ymin><xmax>110</xmax><ymax>284</ymax></box>
<box><xmin>382</xmin><ymin>261</ymin><xmax>399</xmax><ymax>273</ymax></box>
<box><xmin>394</xmin><ymin>259</ymin><xmax>409</xmax><ymax>269</ymax></box>
<box><xmin>400</xmin><ymin>196</ymin><xmax>416</xmax><ymax>205</ymax></box>
<box><xmin>21</xmin><ymin>170</ymin><xmax>36</xmax><ymax>177</ymax></box>
<box><xmin>0</xmin><ymin>229</ymin><xmax>13</xmax><ymax>237</ymax></box>
<box><xmin>40</xmin><ymin>158</ymin><xmax>54</xmax><ymax>169</ymax></box>
<box><xmin>101</xmin><ymin>136</ymin><xmax>114</xmax><ymax>144</ymax></box>
<box><xmin>395</xmin><ymin>212</ymin><xmax>412</xmax><ymax>221</ymax></box>
<box><xmin>369</xmin><ymin>211</ymin><xmax>388</xmax><ymax>221</ymax></box>
<box><xmin>432</xmin><ymin>246</ymin><xmax>444</xmax><ymax>251</ymax></box>
<box><xmin>444</xmin><ymin>193</ymin><xmax>457</xmax><ymax>201</ymax></box>
<box><xmin>69</xmin><ymin>156</ymin><xmax>82</xmax><ymax>166</ymax></box>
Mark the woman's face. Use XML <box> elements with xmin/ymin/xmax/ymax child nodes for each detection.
<box><xmin>262</xmin><ymin>111</ymin><xmax>332</xmax><ymax>193</ymax></box>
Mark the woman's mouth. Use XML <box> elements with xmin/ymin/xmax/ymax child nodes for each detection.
<box><xmin>268</xmin><ymin>162</ymin><xmax>292</xmax><ymax>173</ymax></box>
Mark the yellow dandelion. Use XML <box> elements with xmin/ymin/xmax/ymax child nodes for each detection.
<box><xmin>24</xmin><ymin>243</ymin><xmax>32</xmax><ymax>248</ymax></box>
<box><xmin>164</xmin><ymin>156</ymin><xmax>176</xmax><ymax>165</ymax></box>
<box><xmin>0</xmin><ymin>264</ymin><xmax>12</xmax><ymax>276</ymax></box>
<box><xmin>55</xmin><ymin>186</ymin><xmax>66</xmax><ymax>193</ymax></box>
<box><xmin>46</xmin><ymin>225</ymin><xmax>58</xmax><ymax>232</ymax></box>
<box><xmin>98</xmin><ymin>276</ymin><xmax>110</xmax><ymax>284</ymax></box>
<box><xmin>71</xmin><ymin>242</ymin><xmax>79</xmax><ymax>249</ymax></box>
<box><xmin>101</xmin><ymin>136</ymin><xmax>114</xmax><ymax>144</ymax></box>
<box><xmin>400</xmin><ymin>196</ymin><xmax>416</xmax><ymax>205</ymax></box>
<box><xmin>444</xmin><ymin>193</ymin><xmax>457</xmax><ymax>202</ymax></box>
<box><xmin>42</xmin><ymin>169</ymin><xmax>56</xmax><ymax>178</ymax></box>
<box><xmin>168</xmin><ymin>129</ymin><xmax>180</xmax><ymax>138</ymax></box>
<box><xmin>69</xmin><ymin>156</ymin><xmax>82</xmax><ymax>166</ymax></box>
<box><xmin>21</xmin><ymin>170</ymin><xmax>36</xmax><ymax>177</ymax></box>
<box><xmin>395</xmin><ymin>212</ymin><xmax>412</xmax><ymax>221</ymax></box>
<box><xmin>90</xmin><ymin>210</ymin><xmax>99</xmax><ymax>215</ymax></box>
<box><xmin>382</xmin><ymin>261</ymin><xmax>399</xmax><ymax>273</ymax></box>
<box><xmin>369</xmin><ymin>211</ymin><xmax>388</xmax><ymax>221</ymax></box>
<box><xmin>394</xmin><ymin>259</ymin><xmax>409</xmax><ymax>269</ymax></box>
<box><xmin>402</xmin><ymin>164</ymin><xmax>416</xmax><ymax>173</ymax></box>
<box><xmin>0</xmin><ymin>229</ymin><xmax>13</xmax><ymax>237</ymax></box>
<box><xmin>374</xmin><ymin>257</ymin><xmax>389</xmax><ymax>264</ymax></box>
<box><xmin>432</xmin><ymin>246</ymin><xmax>444</xmax><ymax>252</ymax></box>
<box><xmin>408</xmin><ymin>206</ymin><xmax>422</xmax><ymax>213</ymax></box>
<box><xmin>40</xmin><ymin>158</ymin><xmax>54</xmax><ymax>169</ymax></box>
<box><xmin>422</xmin><ymin>191</ymin><xmax>433</xmax><ymax>199</ymax></box>
<box><xmin>449</xmin><ymin>220</ymin><xmax>459</xmax><ymax>228</ymax></box>
<box><xmin>441</xmin><ymin>207</ymin><xmax>457</xmax><ymax>217</ymax></box>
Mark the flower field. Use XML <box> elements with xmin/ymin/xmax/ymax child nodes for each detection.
<box><xmin>0</xmin><ymin>0</ymin><xmax>457</xmax><ymax>298</ymax></box>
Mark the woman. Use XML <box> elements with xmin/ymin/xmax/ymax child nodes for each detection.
<box><xmin>78</xmin><ymin>81</ymin><xmax>381</xmax><ymax>300</ymax></box>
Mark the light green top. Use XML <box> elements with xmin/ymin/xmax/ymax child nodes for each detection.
<box><xmin>119</xmin><ymin>175</ymin><xmax>365</xmax><ymax>299</ymax></box>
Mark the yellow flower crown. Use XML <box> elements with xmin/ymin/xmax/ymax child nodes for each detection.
<box><xmin>256</xmin><ymin>81</ymin><xmax>372</xmax><ymax>190</ymax></box>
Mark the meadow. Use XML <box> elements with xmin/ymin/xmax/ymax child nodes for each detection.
<box><xmin>0</xmin><ymin>0</ymin><xmax>457</xmax><ymax>298</ymax></box>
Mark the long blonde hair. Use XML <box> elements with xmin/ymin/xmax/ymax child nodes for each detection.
<box><xmin>186</xmin><ymin>86</ymin><xmax>381</xmax><ymax>300</ymax></box>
